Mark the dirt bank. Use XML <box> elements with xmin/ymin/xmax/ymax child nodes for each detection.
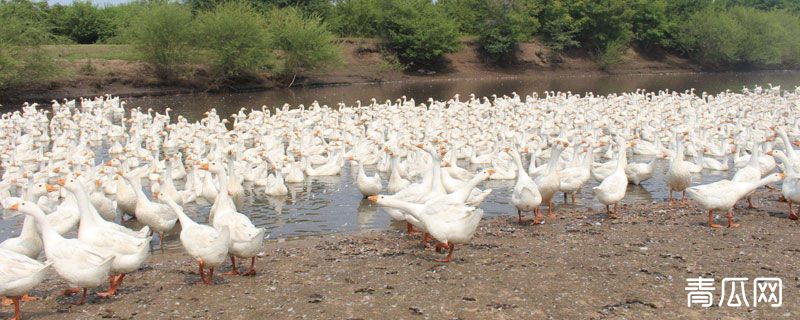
<box><xmin>6</xmin><ymin>189</ymin><xmax>798</xmax><ymax>319</ymax></box>
<box><xmin>1</xmin><ymin>39</ymin><xmax>700</xmax><ymax>103</ymax></box>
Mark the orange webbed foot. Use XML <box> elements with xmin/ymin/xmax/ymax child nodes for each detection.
<box><xmin>20</xmin><ymin>294</ymin><xmax>37</xmax><ymax>302</ymax></box>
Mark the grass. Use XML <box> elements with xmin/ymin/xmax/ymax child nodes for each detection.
<box><xmin>42</xmin><ymin>44</ymin><xmax>143</xmax><ymax>62</ymax></box>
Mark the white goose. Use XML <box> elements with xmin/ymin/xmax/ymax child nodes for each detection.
<box><xmin>0</xmin><ymin>248</ymin><xmax>51</xmax><ymax>320</ymax></box>
<box><xmin>61</xmin><ymin>177</ymin><xmax>151</xmax><ymax>297</ymax></box>
<box><xmin>120</xmin><ymin>169</ymin><xmax>177</xmax><ymax>251</ymax></box>
<box><xmin>3</xmin><ymin>199</ymin><xmax>114</xmax><ymax>305</ymax></box>
<box><xmin>163</xmin><ymin>197</ymin><xmax>230</xmax><ymax>285</ymax></box>
<box><xmin>369</xmin><ymin>195</ymin><xmax>483</xmax><ymax>263</ymax></box>
<box><xmin>350</xmin><ymin>156</ymin><xmax>382</xmax><ymax>197</ymax></box>
<box><xmin>204</xmin><ymin>162</ymin><xmax>265</xmax><ymax>276</ymax></box>
<box><xmin>510</xmin><ymin>148</ymin><xmax>542</xmax><ymax>224</ymax></box>
<box><xmin>665</xmin><ymin>135</ymin><xmax>691</xmax><ymax>205</ymax></box>
<box><xmin>687</xmin><ymin>173</ymin><xmax>784</xmax><ymax>228</ymax></box>
<box><xmin>593</xmin><ymin>140</ymin><xmax>629</xmax><ymax>218</ymax></box>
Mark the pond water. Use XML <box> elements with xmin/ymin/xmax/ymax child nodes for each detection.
<box><xmin>1</xmin><ymin>71</ymin><xmax>799</xmax><ymax>246</ymax></box>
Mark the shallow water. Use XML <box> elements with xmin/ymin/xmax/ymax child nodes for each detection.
<box><xmin>0</xmin><ymin>71</ymin><xmax>798</xmax><ymax>243</ymax></box>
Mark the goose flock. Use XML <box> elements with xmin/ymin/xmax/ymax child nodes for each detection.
<box><xmin>1</xmin><ymin>85</ymin><xmax>800</xmax><ymax>319</ymax></box>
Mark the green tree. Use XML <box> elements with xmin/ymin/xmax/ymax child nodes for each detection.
<box><xmin>0</xmin><ymin>0</ymin><xmax>54</xmax><ymax>88</ymax></box>
<box><xmin>438</xmin><ymin>0</ymin><xmax>485</xmax><ymax>35</ymax></box>
<box><xmin>378</xmin><ymin>0</ymin><xmax>461</xmax><ymax>68</ymax></box>
<box><xmin>477</xmin><ymin>0</ymin><xmax>541</xmax><ymax>64</ymax></box>
<box><xmin>538</xmin><ymin>0</ymin><xmax>582</xmax><ymax>53</ymax></box>
<box><xmin>195</xmin><ymin>1</ymin><xmax>271</xmax><ymax>79</ymax></box>
<box><xmin>329</xmin><ymin>0</ymin><xmax>382</xmax><ymax>37</ymax></box>
<box><xmin>630</xmin><ymin>0</ymin><xmax>669</xmax><ymax>50</ymax></box>
<box><xmin>51</xmin><ymin>1</ymin><xmax>113</xmax><ymax>44</ymax></box>
<box><xmin>266</xmin><ymin>7</ymin><xmax>341</xmax><ymax>85</ymax></box>
<box><xmin>127</xmin><ymin>2</ymin><xmax>193</xmax><ymax>78</ymax></box>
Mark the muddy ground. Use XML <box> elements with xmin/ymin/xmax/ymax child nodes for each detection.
<box><xmin>4</xmin><ymin>189</ymin><xmax>799</xmax><ymax>319</ymax></box>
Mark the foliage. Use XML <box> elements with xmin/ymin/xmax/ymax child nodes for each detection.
<box><xmin>328</xmin><ymin>0</ymin><xmax>382</xmax><ymax>37</ymax></box>
<box><xmin>673</xmin><ymin>6</ymin><xmax>800</xmax><ymax>67</ymax></box>
<box><xmin>629</xmin><ymin>0</ymin><xmax>670</xmax><ymax>50</ymax></box>
<box><xmin>194</xmin><ymin>1</ymin><xmax>271</xmax><ymax>79</ymax></box>
<box><xmin>537</xmin><ymin>0</ymin><xmax>581</xmax><ymax>53</ymax></box>
<box><xmin>438</xmin><ymin>0</ymin><xmax>485</xmax><ymax>35</ymax></box>
<box><xmin>50</xmin><ymin>1</ymin><xmax>113</xmax><ymax>44</ymax></box>
<box><xmin>377</xmin><ymin>0</ymin><xmax>461</xmax><ymax>68</ymax></box>
<box><xmin>476</xmin><ymin>0</ymin><xmax>541</xmax><ymax>64</ymax></box>
<box><xmin>265</xmin><ymin>7</ymin><xmax>341</xmax><ymax>84</ymax></box>
<box><xmin>0</xmin><ymin>0</ymin><xmax>55</xmax><ymax>88</ymax></box>
<box><xmin>127</xmin><ymin>2</ymin><xmax>193</xmax><ymax>78</ymax></box>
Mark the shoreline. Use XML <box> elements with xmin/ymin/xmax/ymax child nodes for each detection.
<box><xmin>7</xmin><ymin>190</ymin><xmax>799</xmax><ymax>319</ymax></box>
<box><xmin>0</xmin><ymin>39</ymin><xmax>709</xmax><ymax>104</ymax></box>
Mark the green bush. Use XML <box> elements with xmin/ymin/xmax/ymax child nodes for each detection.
<box><xmin>538</xmin><ymin>0</ymin><xmax>582</xmax><ymax>53</ymax></box>
<box><xmin>476</xmin><ymin>0</ymin><xmax>541</xmax><ymax>64</ymax></box>
<box><xmin>630</xmin><ymin>0</ymin><xmax>670</xmax><ymax>50</ymax></box>
<box><xmin>439</xmin><ymin>0</ymin><xmax>485</xmax><ymax>35</ymax></box>
<box><xmin>127</xmin><ymin>3</ymin><xmax>193</xmax><ymax>78</ymax></box>
<box><xmin>99</xmin><ymin>2</ymin><xmax>147</xmax><ymax>44</ymax></box>
<box><xmin>266</xmin><ymin>7</ymin><xmax>341</xmax><ymax>85</ymax></box>
<box><xmin>378</xmin><ymin>0</ymin><xmax>460</xmax><ymax>68</ymax></box>
<box><xmin>50</xmin><ymin>1</ymin><xmax>112</xmax><ymax>44</ymax></box>
<box><xmin>329</xmin><ymin>0</ymin><xmax>383</xmax><ymax>37</ymax></box>
<box><xmin>0</xmin><ymin>2</ymin><xmax>54</xmax><ymax>88</ymax></box>
<box><xmin>194</xmin><ymin>1</ymin><xmax>271</xmax><ymax>79</ymax></box>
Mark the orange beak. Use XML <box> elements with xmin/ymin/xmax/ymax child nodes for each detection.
<box><xmin>115</xmin><ymin>170</ymin><xmax>124</xmax><ymax>176</ymax></box>
<box><xmin>779</xmin><ymin>173</ymin><xmax>786</xmax><ymax>179</ymax></box>
<box><xmin>8</xmin><ymin>203</ymin><xmax>19</xmax><ymax>211</ymax></box>
<box><xmin>487</xmin><ymin>169</ymin><xmax>496</xmax><ymax>175</ymax></box>
<box><xmin>200</xmin><ymin>163</ymin><xmax>209</xmax><ymax>171</ymax></box>
<box><xmin>56</xmin><ymin>178</ymin><xmax>66</xmax><ymax>186</ymax></box>
<box><xmin>152</xmin><ymin>192</ymin><xmax>160</xmax><ymax>199</ymax></box>
<box><xmin>104</xmin><ymin>161</ymin><xmax>113</xmax><ymax>167</ymax></box>
<box><xmin>767</xmin><ymin>150</ymin><xmax>774</xmax><ymax>156</ymax></box>
<box><xmin>367</xmin><ymin>195</ymin><xmax>379</xmax><ymax>202</ymax></box>
<box><xmin>95</xmin><ymin>179</ymin><xmax>101</xmax><ymax>188</ymax></box>
<box><xmin>45</xmin><ymin>184</ymin><xmax>58</xmax><ymax>192</ymax></box>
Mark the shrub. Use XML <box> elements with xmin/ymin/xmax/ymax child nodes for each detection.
<box><xmin>266</xmin><ymin>7</ymin><xmax>341</xmax><ymax>85</ymax></box>
<box><xmin>99</xmin><ymin>2</ymin><xmax>147</xmax><ymax>44</ymax></box>
<box><xmin>127</xmin><ymin>3</ymin><xmax>193</xmax><ymax>78</ymax></box>
<box><xmin>538</xmin><ymin>0</ymin><xmax>582</xmax><ymax>53</ymax></box>
<box><xmin>378</xmin><ymin>0</ymin><xmax>460</xmax><ymax>69</ymax></box>
<box><xmin>630</xmin><ymin>0</ymin><xmax>670</xmax><ymax>50</ymax></box>
<box><xmin>194</xmin><ymin>1</ymin><xmax>271</xmax><ymax>79</ymax></box>
<box><xmin>329</xmin><ymin>0</ymin><xmax>382</xmax><ymax>37</ymax></box>
<box><xmin>476</xmin><ymin>0</ymin><xmax>541</xmax><ymax>64</ymax></box>
<box><xmin>51</xmin><ymin>1</ymin><xmax>112</xmax><ymax>44</ymax></box>
<box><xmin>0</xmin><ymin>4</ymin><xmax>54</xmax><ymax>88</ymax></box>
<box><xmin>438</xmin><ymin>0</ymin><xmax>485</xmax><ymax>35</ymax></box>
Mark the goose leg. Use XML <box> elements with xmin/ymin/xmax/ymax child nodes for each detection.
<box><xmin>681</xmin><ymin>191</ymin><xmax>687</xmax><ymax>205</ymax></box>
<box><xmin>547</xmin><ymin>201</ymin><xmax>555</xmax><ymax>219</ymax></box>
<box><xmin>517</xmin><ymin>209</ymin><xmax>523</xmax><ymax>224</ymax></box>
<box><xmin>609</xmin><ymin>203</ymin><xmax>619</xmax><ymax>219</ymax></box>
<box><xmin>206</xmin><ymin>268</ymin><xmax>215</xmax><ymax>285</ymax></box>
<box><xmin>97</xmin><ymin>274</ymin><xmax>123</xmax><ymax>298</ymax></box>
<box><xmin>434</xmin><ymin>242</ymin><xmax>448</xmax><ymax>253</ymax></box>
<box><xmin>1</xmin><ymin>297</ymin><xmax>11</xmax><ymax>306</ymax></box>
<box><xmin>405</xmin><ymin>222</ymin><xmax>414</xmax><ymax>235</ymax></box>
<box><xmin>668</xmin><ymin>190</ymin><xmax>673</xmax><ymax>206</ymax></box>
<box><xmin>563</xmin><ymin>193</ymin><xmax>568</xmax><ymax>203</ymax></box>
<box><xmin>532</xmin><ymin>208</ymin><xmax>544</xmax><ymax>225</ymax></box>
<box><xmin>242</xmin><ymin>257</ymin><xmax>257</xmax><ymax>276</ymax></box>
<box><xmin>198</xmin><ymin>259</ymin><xmax>207</xmax><ymax>284</ymax></box>
<box><xmin>75</xmin><ymin>288</ymin><xmax>87</xmax><ymax>305</ymax></box>
<box><xmin>789</xmin><ymin>201</ymin><xmax>798</xmax><ymax>220</ymax></box>
<box><xmin>62</xmin><ymin>288</ymin><xmax>80</xmax><ymax>296</ymax></box>
<box><xmin>159</xmin><ymin>233</ymin><xmax>165</xmax><ymax>253</ymax></box>
<box><xmin>435</xmin><ymin>244</ymin><xmax>455</xmax><ymax>263</ymax></box>
<box><xmin>571</xmin><ymin>193</ymin><xmax>576</xmax><ymax>204</ymax></box>
<box><xmin>10</xmin><ymin>296</ymin><xmax>20</xmax><ymax>320</ymax></box>
<box><xmin>224</xmin><ymin>256</ymin><xmax>240</xmax><ymax>275</ymax></box>
<box><xmin>707</xmin><ymin>210</ymin><xmax>722</xmax><ymax>228</ymax></box>
<box><xmin>727</xmin><ymin>210</ymin><xmax>740</xmax><ymax>228</ymax></box>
